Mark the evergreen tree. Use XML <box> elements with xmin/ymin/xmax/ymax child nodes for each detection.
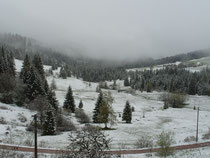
<box><xmin>98</xmin><ymin>100</ymin><xmax>109</xmax><ymax>129</ymax></box>
<box><xmin>47</xmin><ymin>89</ymin><xmax>59</xmax><ymax>110</ymax></box>
<box><xmin>26</xmin><ymin>66</ymin><xmax>45</xmax><ymax>100</ymax></box>
<box><xmin>42</xmin><ymin>105</ymin><xmax>56</xmax><ymax>135</ymax></box>
<box><xmin>188</xmin><ymin>74</ymin><xmax>197</xmax><ymax>95</ymax></box>
<box><xmin>7</xmin><ymin>52</ymin><xmax>16</xmax><ymax>76</ymax></box>
<box><xmin>59</xmin><ymin>66</ymin><xmax>67</xmax><ymax>79</ymax></box>
<box><xmin>0</xmin><ymin>47</ymin><xmax>8</xmax><ymax>74</ymax></box>
<box><xmin>78</xmin><ymin>99</ymin><xmax>83</xmax><ymax>109</ymax></box>
<box><xmin>92</xmin><ymin>91</ymin><xmax>103</xmax><ymax>123</ymax></box>
<box><xmin>122</xmin><ymin>101</ymin><xmax>132</xmax><ymax>123</ymax></box>
<box><xmin>20</xmin><ymin>55</ymin><xmax>31</xmax><ymax>84</ymax></box>
<box><xmin>124</xmin><ymin>77</ymin><xmax>130</xmax><ymax>86</ymax></box>
<box><xmin>32</xmin><ymin>54</ymin><xmax>45</xmax><ymax>79</ymax></box>
<box><xmin>63</xmin><ymin>86</ymin><xmax>75</xmax><ymax>113</ymax></box>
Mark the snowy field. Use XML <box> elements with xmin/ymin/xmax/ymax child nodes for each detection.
<box><xmin>0</xmin><ymin>59</ymin><xmax>210</xmax><ymax>158</ymax></box>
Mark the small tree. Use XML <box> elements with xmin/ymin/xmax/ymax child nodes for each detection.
<box><xmin>78</xmin><ymin>100</ymin><xmax>83</xmax><ymax>109</ymax></box>
<box><xmin>98</xmin><ymin>100</ymin><xmax>110</xmax><ymax>129</ymax></box>
<box><xmin>93</xmin><ymin>91</ymin><xmax>103</xmax><ymax>123</ymax></box>
<box><xmin>50</xmin><ymin>78</ymin><xmax>57</xmax><ymax>90</ymax></box>
<box><xmin>42</xmin><ymin>105</ymin><xmax>56</xmax><ymax>135</ymax></box>
<box><xmin>63</xmin><ymin>86</ymin><xmax>75</xmax><ymax>113</ymax></box>
<box><xmin>156</xmin><ymin>131</ymin><xmax>175</xmax><ymax>158</ymax></box>
<box><xmin>122</xmin><ymin>101</ymin><xmax>132</xmax><ymax>123</ymax></box>
<box><xmin>68</xmin><ymin>125</ymin><xmax>111</xmax><ymax>158</ymax></box>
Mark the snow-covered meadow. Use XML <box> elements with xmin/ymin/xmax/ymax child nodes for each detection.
<box><xmin>0</xmin><ymin>59</ymin><xmax>210</xmax><ymax>158</ymax></box>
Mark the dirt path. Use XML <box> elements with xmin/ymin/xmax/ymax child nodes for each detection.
<box><xmin>0</xmin><ymin>141</ymin><xmax>210</xmax><ymax>155</ymax></box>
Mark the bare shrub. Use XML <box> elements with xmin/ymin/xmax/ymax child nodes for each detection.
<box><xmin>202</xmin><ymin>128</ymin><xmax>210</xmax><ymax>140</ymax></box>
<box><xmin>184</xmin><ymin>136</ymin><xmax>196</xmax><ymax>142</ymax></box>
<box><xmin>18</xmin><ymin>113</ymin><xmax>27</xmax><ymax>123</ymax></box>
<box><xmin>23</xmin><ymin>136</ymin><xmax>33</xmax><ymax>146</ymax></box>
<box><xmin>134</xmin><ymin>135</ymin><xmax>153</xmax><ymax>149</ymax></box>
<box><xmin>75</xmin><ymin>108</ymin><xmax>90</xmax><ymax>124</ymax></box>
<box><xmin>39</xmin><ymin>140</ymin><xmax>46</xmax><ymax>148</ymax></box>
<box><xmin>0</xmin><ymin>117</ymin><xmax>7</xmax><ymax>124</ymax></box>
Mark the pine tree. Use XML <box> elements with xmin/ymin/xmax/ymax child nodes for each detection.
<box><xmin>26</xmin><ymin>66</ymin><xmax>45</xmax><ymax>100</ymax></box>
<box><xmin>98</xmin><ymin>100</ymin><xmax>109</xmax><ymax>129</ymax></box>
<box><xmin>32</xmin><ymin>54</ymin><xmax>45</xmax><ymax>79</ymax></box>
<box><xmin>124</xmin><ymin>77</ymin><xmax>130</xmax><ymax>86</ymax></box>
<box><xmin>0</xmin><ymin>47</ymin><xmax>8</xmax><ymax>74</ymax></box>
<box><xmin>92</xmin><ymin>91</ymin><xmax>103</xmax><ymax>123</ymax></box>
<box><xmin>7</xmin><ymin>52</ymin><xmax>16</xmax><ymax>76</ymax></box>
<box><xmin>59</xmin><ymin>66</ymin><xmax>67</xmax><ymax>79</ymax></box>
<box><xmin>78</xmin><ymin>100</ymin><xmax>83</xmax><ymax>109</ymax></box>
<box><xmin>63</xmin><ymin>86</ymin><xmax>75</xmax><ymax>113</ymax></box>
<box><xmin>20</xmin><ymin>55</ymin><xmax>31</xmax><ymax>84</ymax></box>
<box><xmin>122</xmin><ymin>101</ymin><xmax>132</xmax><ymax>123</ymax></box>
<box><xmin>42</xmin><ymin>105</ymin><xmax>56</xmax><ymax>135</ymax></box>
<box><xmin>47</xmin><ymin>89</ymin><xmax>59</xmax><ymax>110</ymax></box>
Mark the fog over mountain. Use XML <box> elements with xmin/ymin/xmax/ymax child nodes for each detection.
<box><xmin>1</xmin><ymin>0</ymin><xmax>210</xmax><ymax>60</ymax></box>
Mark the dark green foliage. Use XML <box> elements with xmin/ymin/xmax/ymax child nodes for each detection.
<box><xmin>63</xmin><ymin>86</ymin><xmax>75</xmax><ymax>113</ymax></box>
<box><xmin>78</xmin><ymin>100</ymin><xmax>83</xmax><ymax>109</ymax></box>
<box><xmin>26</xmin><ymin>66</ymin><xmax>45</xmax><ymax>100</ymax></box>
<box><xmin>32</xmin><ymin>54</ymin><xmax>45</xmax><ymax>79</ymax></box>
<box><xmin>122</xmin><ymin>101</ymin><xmax>132</xmax><ymax>123</ymax></box>
<box><xmin>59</xmin><ymin>66</ymin><xmax>67</xmax><ymax>79</ymax></box>
<box><xmin>124</xmin><ymin>77</ymin><xmax>130</xmax><ymax>86</ymax></box>
<box><xmin>47</xmin><ymin>89</ymin><xmax>59</xmax><ymax>110</ymax></box>
<box><xmin>92</xmin><ymin>91</ymin><xmax>103</xmax><ymax>123</ymax></box>
<box><xmin>0</xmin><ymin>47</ymin><xmax>16</xmax><ymax>76</ymax></box>
<box><xmin>129</xmin><ymin>66</ymin><xmax>210</xmax><ymax>96</ymax></box>
<box><xmin>20</xmin><ymin>55</ymin><xmax>31</xmax><ymax>84</ymax></box>
<box><xmin>42</xmin><ymin>105</ymin><xmax>56</xmax><ymax>135</ymax></box>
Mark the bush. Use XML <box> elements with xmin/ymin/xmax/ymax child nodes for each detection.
<box><xmin>18</xmin><ymin>113</ymin><xmax>27</xmax><ymax>123</ymax></box>
<box><xmin>184</xmin><ymin>136</ymin><xmax>196</xmax><ymax>142</ymax></box>
<box><xmin>134</xmin><ymin>135</ymin><xmax>153</xmax><ymax>149</ymax></box>
<box><xmin>75</xmin><ymin>108</ymin><xmax>90</xmax><ymax>124</ymax></box>
<box><xmin>56</xmin><ymin>114</ymin><xmax>77</xmax><ymax>132</ymax></box>
<box><xmin>159</xmin><ymin>92</ymin><xmax>188</xmax><ymax>108</ymax></box>
<box><xmin>202</xmin><ymin>128</ymin><xmax>210</xmax><ymax>140</ymax></box>
<box><xmin>0</xmin><ymin>117</ymin><xmax>7</xmax><ymax>124</ymax></box>
<box><xmin>156</xmin><ymin>131</ymin><xmax>175</xmax><ymax>157</ymax></box>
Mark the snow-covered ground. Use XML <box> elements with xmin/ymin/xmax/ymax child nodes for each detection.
<box><xmin>0</xmin><ymin>59</ymin><xmax>210</xmax><ymax>158</ymax></box>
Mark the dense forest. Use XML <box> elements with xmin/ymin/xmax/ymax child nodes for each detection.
<box><xmin>1</xmin><ymin>33</ymin><xmax>210</xmax><ymax>96</ymax></box>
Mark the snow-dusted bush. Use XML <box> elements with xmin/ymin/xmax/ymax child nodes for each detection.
<box><xmin>0</xmin><ymin>117</ymin><xmax>7</xmax><ymax>124</ymax></box>
<box><xmin>56</xmin><ymin>114</ymin><xmax>77</xmax><ymax>132</ymax></box>
<box><xmin>202</xmin><ymin>128</ymin><xmax>210</xmax><ymax>140</ymax></box>
<box><xmin>184</xmin><ymin>136</ymin><xmax>196</xmax><ymax>143</ymax></box>
<box><xmin>18</xmin><ymin>113</ymin><xmax>27</xmax><ymax>123</ymax></box>
<box><xmin>67</xmin><ymin>125</ymin><xmax>111</xmax><ymax>158</ymax></box>
<box><xmin>134</xmin><ymin>135</ymin><xmax>153</xmax><ymax>149</ymax></box>
<box><xmin>75</xmin><ymin>108</ymin><xmax>90</xmax><ymax>124</ymax></box>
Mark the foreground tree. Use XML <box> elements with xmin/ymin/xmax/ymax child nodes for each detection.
<box><xmin>122</xmin><ymin>101</ymin><xmax>132</xmax><ymax>123</ymax></box>
<box><xmin>42</xmin><ymin>105</ymin><xmax>56</xmax><ymax>135</ymax></box>
<box><xmin>68</xmin><ymin>125</ymin><xmax>111</xmax><ymax>158</ymax></box>
<box><xmin>63</xmin><ymin>86</ymin><xmax>75</xmax><ymax>113</ymax></box>
<box><xmin>156</xmin><ymin>131</ymin><xmax>175</xmax><ymax>158</ymax></box>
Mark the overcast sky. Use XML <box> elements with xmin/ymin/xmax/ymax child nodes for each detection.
<box><xmin>1</xmin><ymin>0</ymin><xmax>210</xmax><ymax>60</ymax></box>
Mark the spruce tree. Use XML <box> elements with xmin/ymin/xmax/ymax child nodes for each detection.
<box><xmin>92</xmin><ymin>91</ymin><xmax>103</xmax><ymax>123</ymax></box>
<box><xmin>47</xmin><ymin>89</ymin><xmax>59</xmax><ymax>110</ymax></box>
<box><xmin>122</xmin><ymin>101</ymin><xmax>132</xmax><ymax>123</ymax></box>
<box><xmin>42</xmin><ymin>105</ymin><xmax>56</xmax><ymax>135</ymax></box>
<box><xmin>63</xmin><ymin>86</ymin><xmax>75</xmax><ymax>113</ymax></box>
<box><xmin>20</xmin><ymin>55</ymin><xmax>31</xmax><ymax>84</ymax></box>
<box><xmin>78</xmin><ymin>99</ymin><xmax>83</xmax><ymax>109</ymax></box>
<box><xmin>124</xmin><ymin>77</ymin><xmax>130</xmax><ymax>86</ymax></box>
<box><xmin>7</xmin><ymin>52</ymin><xmax>16</xmax><ymax>76</ymax></box>
<box><xmin>26</xmin><ymin>66</ymin><xmax>45</xmax><ymax>100</ymax></box>
<box><xmin>32</xmin><ymin>54</ymin><xmax>45</xmax><ymax>79</ymax></box>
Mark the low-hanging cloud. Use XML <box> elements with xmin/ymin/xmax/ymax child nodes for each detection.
<box><xmin>1</xmin><ymin>0</ymin><xmax>210</xmax><ymax>60</ymax></box>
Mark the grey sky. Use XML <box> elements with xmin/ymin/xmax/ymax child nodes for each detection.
<box><xmin>1</xmin><ymin>0</ymin><xmax>210</xmax><ymax>60</ymax></box>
